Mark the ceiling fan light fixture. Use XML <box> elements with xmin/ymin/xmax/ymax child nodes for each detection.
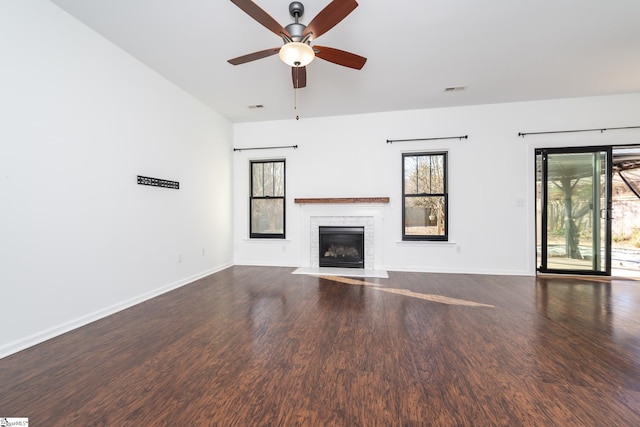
<box><xmin>279</xmin><ymin>42</ymin><xmax>315</xmax><ymax>67</ymax></box>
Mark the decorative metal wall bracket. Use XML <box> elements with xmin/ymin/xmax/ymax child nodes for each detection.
<box><xmin>137</xmin><ymin>175</ymin><xmax>179</xmax><ymax>189</ymax></box>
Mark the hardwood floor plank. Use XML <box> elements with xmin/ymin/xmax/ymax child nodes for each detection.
<box><xmin>1</xmin><ymin>266</ymin><xmax>640</xmax><ymax>425</ymax></box>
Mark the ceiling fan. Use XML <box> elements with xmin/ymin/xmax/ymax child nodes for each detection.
<box><xmin>228</xmin><ymin>0</ymin><xmax>367</xmax><ymax>89</ymax></box>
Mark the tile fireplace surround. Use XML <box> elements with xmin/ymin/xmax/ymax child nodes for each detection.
<box><xmin>295</xmin><ymin>198</ymin><xmax>388</xmax><ymax>271</ymax></box>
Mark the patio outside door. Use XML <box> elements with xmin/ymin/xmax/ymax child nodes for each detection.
<box><xmin>536</xmin><ymin>147</ymin><xmax>612</xmax><ymax>275</ymax></box>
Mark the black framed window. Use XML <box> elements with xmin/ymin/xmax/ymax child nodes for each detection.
<box><xmin>402</xmin><ymin>152</ymin><xmax>448</xmax><ymax>240</ymax></box>
<box><xmin>250</xmin><ymin>159</ymin><xmax>285</xmax><ymax>238</ymax></box>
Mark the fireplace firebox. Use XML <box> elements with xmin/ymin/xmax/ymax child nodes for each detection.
<box><xmin>319</xmin><ymin>226</ymin><xmax>365</xmax><ymax>268</ymax></box>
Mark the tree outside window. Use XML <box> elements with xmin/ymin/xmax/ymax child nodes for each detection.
<box><xmin>403</xmin><ymin>152</ymin><xmax>448</xmax><ymax>240</ymax></box>
<box><xmin>250</xmin><ymin>160</ymin><xmax>285</xmax><ymax>238</ymax></box>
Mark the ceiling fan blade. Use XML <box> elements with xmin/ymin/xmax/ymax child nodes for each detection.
<box><xmin>292</xmin><ymin>66</ymin><xmax>307</xmax><ymax>88</ymax></box>
<box><xmin>303</xmin><ymin>0</ymin><xmax>358</xmax><ymax>40</ymax></box>
<box><xmin>230</xmin><ymin>0</ymin><xmax>289</xmax><ymax>37</ymax></box>
<box><xmin>314</xmin><ymin>45</ymin><xmax>367</xmax><ymax>70</ymax></box>
<box><xmin>228</xmin><ymin>47</ymin><xmax>280</xmax><ymax>65</ymax></box>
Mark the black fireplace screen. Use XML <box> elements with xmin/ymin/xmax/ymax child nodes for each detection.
<box><xmin>319</xmin><ymin>226</ymin><xmax>365</xmax><ymax>268</ymax></box>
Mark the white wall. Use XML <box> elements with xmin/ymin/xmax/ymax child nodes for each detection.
<box><xmin>233</xmin><ymin>93</ymin><xmax>640</xmax><ymax>275</ymax></box>
<box><xmin>0</xmin><ymin>1</ymin><xmax>234</xmax><ymax>357</ymax></box>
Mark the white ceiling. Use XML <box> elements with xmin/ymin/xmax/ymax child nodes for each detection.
<box><xmin>50</xmin><ymin>0</ymin><xmax>640</xmax><ymax>123</ymax></box>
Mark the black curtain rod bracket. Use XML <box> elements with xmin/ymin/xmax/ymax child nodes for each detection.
<box><xmin>233</xmin><ymin>144</ymin><xmax>298</xmax><ymax>152</ymax></box>
<box><xmin>386</xmin><ymin>135</ymin><xmax>468</xmax><ymax>144</ymax></box>
<box><xmin>518</xmin><ymin>125</ymin><xmax>640</xmax><ymax>138</ymax></box>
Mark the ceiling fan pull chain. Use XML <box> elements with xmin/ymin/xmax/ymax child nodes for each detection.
<box><xmin>294</xmin><ymin>67</ymin><xmax>300</xmax><ymax>120</ymax></box>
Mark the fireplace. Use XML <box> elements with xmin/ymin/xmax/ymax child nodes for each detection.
<box><xmin>319</xmin><ymin>226</ymin><xmax>365</xmax><ymax>268</ymax></box>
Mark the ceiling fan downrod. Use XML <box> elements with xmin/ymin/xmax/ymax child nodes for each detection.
<box><xmin>284</xmin><ymin>2</ymin><xmax>307</xmax><ymax>42</ymax></box>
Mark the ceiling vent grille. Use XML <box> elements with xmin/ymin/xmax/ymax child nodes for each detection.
<box><xmin>444</xmin><ymin>85</ymin><xmax>467</xmax><ymax>92</ymax></box>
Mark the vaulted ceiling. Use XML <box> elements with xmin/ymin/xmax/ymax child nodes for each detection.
<box><xmin>50</xmin><ymin>0</ymin><xmax>640</xmax><ymax>123</ymax></box>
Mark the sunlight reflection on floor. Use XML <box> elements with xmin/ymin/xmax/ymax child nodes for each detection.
<box><xmin>318</xmin><ymin>275</ymin><xmax>495</xmax><ymax>308</ymax></box>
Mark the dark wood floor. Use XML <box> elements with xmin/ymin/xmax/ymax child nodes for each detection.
<box><xmin>2</xmin><ymin>266</ymin><xmax>640</xmax><ymax>426</ymax></box>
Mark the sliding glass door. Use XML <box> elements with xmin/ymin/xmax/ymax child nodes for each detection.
<box><xmin>536</xmin><ymin>147</ymin><xmax>612</xmax><ymax>275</ymax></box>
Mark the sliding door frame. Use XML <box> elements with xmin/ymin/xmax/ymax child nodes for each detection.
<box><xmin>536</xmin><ymin>145</ymin><xmax>612</xmax><ymax>276</ymax></box>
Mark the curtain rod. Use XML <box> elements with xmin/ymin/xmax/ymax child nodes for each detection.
<box><xmin>518</xmin><ymin>125</ymin><xmax>640</xmax><ymax>138</ymax></box>
<box><xmin>233</xmin><ymin>145</ymin><xmax>298</xmax><ymax>152</ymax></box>
<box><xmin>386</xmin><ymin>135</ymin><xmax>468</xmax><ymax>144</ymax></box>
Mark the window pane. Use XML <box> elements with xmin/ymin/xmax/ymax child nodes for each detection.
<box><xmin>263</xmin><ymin>162</ymin><xmax>275</xmax><ymax>197</ymax></box>
<box><xmin>251</xmin><ymin>199</ymin><xmax>284</xmax><ymax>234</ymax></box>
<box><xmin>273</xmin><ymin>162</ymin><xmax>284</xmax><ymax>197</ymax></box>
<box><xmin>252</xmin><ymin>163</ymin><xmax>264</xmax><ymax>197</ymax></box>
<box><xmin>404</xmin><ymin>196</ymin><xmax>445</xmax><ymax>236</ymax></box>
<box><xmin>404</xmin><ymin>156</ymin><xmax>419</xmax><ymax>194</ymax></box>
<box><xmin>424</xmin><ymin>155</ymin><xmax>445</xmax><ymax>194</ymax></box>
<box><xmin>253</xmin><ymin>161</ymin><xmax>284</xmax><ymax>197</ymax></box>
<box><xmin>404</xmin><ymin>154</ymin><xmax>445</xmax><ymax>195</ymax></box>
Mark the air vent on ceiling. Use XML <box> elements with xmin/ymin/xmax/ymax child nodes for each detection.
<box><xmin>444</xmin><ymin>85</ymin><xmax>468</xmax><ymax>92</ymax></box>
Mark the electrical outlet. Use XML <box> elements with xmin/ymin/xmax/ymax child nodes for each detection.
<box><xmin>456</xmin><ymin>246</ymin><xmax>461</xmax><ymax>253</ymax></box>
<box><xmin>201</xmin><ymin>248</ymin><xmax>205</xmax><ymax>256</ymax></box>
<box><xmin>177</xmin><ymin>251</ymin><xmax>182</xmax><ymax>263</ymax></box>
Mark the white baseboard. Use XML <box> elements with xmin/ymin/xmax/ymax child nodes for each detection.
<box><xmin>233</xmin><ymin>261</ymin><xmax>298</xmax><ymax>268</ymax></box>
<box><xmin>0</xmin><ymin>262</ymin><xmax>233</xmax><ymax>360</ymax></box>
<box><xmin>292</xmin><ymin>267</ymin><xmax>389</xmax><ymax>278</ymax></box>
<box><xmin>384</xmin><ymin>264</ymin><xmax>534</xmax><ymax>277</ymax></box>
